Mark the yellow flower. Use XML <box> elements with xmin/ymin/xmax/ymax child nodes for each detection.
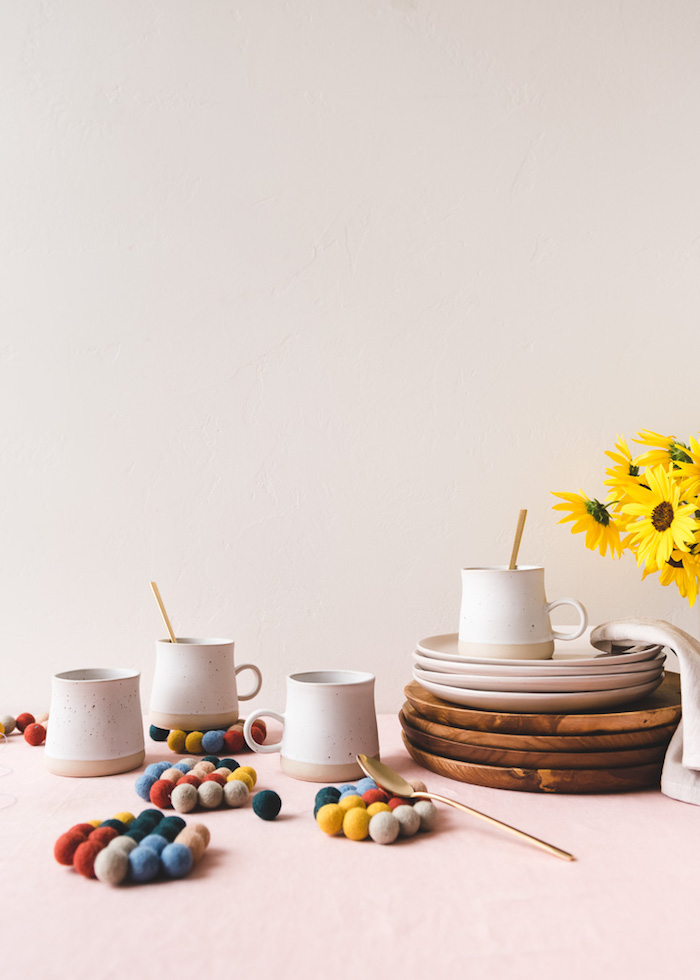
<box><xmin>551</xmin><ymin>491</ymin><xmax>623</xmax><ymax>558</ymax></box>
<box><xmin>674</xmin><ymin>434</ymin><xmax>700</xmax><ymax>499</ymax></box>
<box><xmin>621</xmin><ymin>465</ymin><xmax>699</xmax><ymax>566</ymax></box>
<box><xmin>633</xmin><ymin>429</ymin><xmax>692</xmax><ymax>468</ymax></box>
<box><xmin>643</xmin><ymin>549</ymin><xmax>700</xmax><ymax>608</ymax></box>
<box><xmin>603</xmin><ymin>434</ymin><xmax>643</xmax><ymax>510</ymax></box>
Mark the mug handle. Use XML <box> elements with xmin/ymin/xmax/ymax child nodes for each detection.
<box><xmin>547</xmin><ymin>598</ymin><xmax>588</xmax><ymax>641</ymax></box>
<box><xmin>235</xmin><ymin>663</ymin><xmax>263</xmax><ymax>702</ymax></box>
<box><xmin>243</xmin><ymin>708</ymin><xmax>284</xmax><ymax>754</ymax></box>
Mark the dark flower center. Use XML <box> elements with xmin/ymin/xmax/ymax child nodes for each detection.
<box><xmin>651</xmin><ymin>501</ymin><xmax>674</xmax><ymax>532</ymax></box>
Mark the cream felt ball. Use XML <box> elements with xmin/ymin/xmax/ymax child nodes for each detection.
<box><xmin>223</xmin><ymin>779</ymin><xmax>249</xmax><ymax>808</ymax></box>
<box><xmin>198</xmin><ymin>780</ymin><xmax>223</xmax><ymax>809</ymax></box>
<box><xmin>409</xmin><ymin>778</ymin><xmax>428</xmax><ymax>793</ymax></box>
<box><xmin>0</xmin><ymin>715</ymin><xmax>16</xmax><ymax>735</ymax></box>
<box><xmin>94</xmin><ymin>846</ymin><xmax>129</xmax><ymax>885</ymax></box>
<box><xmin>175</xmin><ymin>829</ymin><xmax>205</xmax><ymax>863</ymax></box>
<box><xmin>369</xmin><ymin>811</ymin><xmax>400</xmax><ymax>845</ymax></box>
<box><xmin>393</xmin><ymin>805</ymin><xmax>421</xmax><ymax>838</ymax></box>
<box><xmin>413</xmin><ymin>800</ymin><xmax>438</xmax><ymax>831</ymax></box>
<box><xmin>190</xmin><ymin>823</ymin><xmax>210</xmax><ymax>847</ymax></box>
<box><xmin>107</xmin><ymin>835</ymin><xmax>138</xmax><ymax>856</ymax></box>
<box><xmin>171</xmin><ymin>783</ymin><xmax>198</xmax><ymax>814</ymax></box>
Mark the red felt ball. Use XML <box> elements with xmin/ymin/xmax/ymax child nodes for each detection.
<box><xmin>69</xmin><ymin>823</ymin><xmax>97</xmax><ymax>836</ymax></box>
<box><xmin>179</xmin><ymin>773</ymin><xmax>202</xmax><ymax>788</ymax></box>
<box><xmin>223</xmin><ymin>729</ymin><xmax>244</xmax><ymax>753</ymax></box>
<box><xmin>88</xmin><ymin>826</ymin><xmax>119</xmax><ymax>847</ymax></box>
<box><xmin>15</xmin><ymin>712</ymin><xmax>35</xmax><ymax>733</ymax></box>
<box><xmin>54</xmin><ymin>829</ymin><xmax>91</xmax><ymax>865</ymax></box>
<box><xmin>362</xmin><ymin>788</ymin><xmax>390</xmax><ymax>806</ymax></box>
<box><xmin>202</xmin><ymin>772</ymin><xmax>226</xmax><ymax>786</ymax></box>
<box><xmin>250</xmin><ymin>721</ymin><xmax>266</xmax><ymax>745</ymax></box>
<box><xmin>23</xmin><ymin>723</ymin><xmax>46</xmax><ymax>746</ymax></box>
<box><xmin>388</xmin><ymin>796</ymin><xmax>413</xmax><ymax>810</ymax></box>
<box><xmin>73</xmin><ymin>838</ymin><xmax>106</xmax><ymax>878</ymax></box>
<box><xmin>150</xmin><ymin>778</ymin><xmax>174</xmax><ymax>808</ymax></box>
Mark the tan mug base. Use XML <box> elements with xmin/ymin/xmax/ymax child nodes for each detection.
<box><xmin>150</xmin><ymin>710</ymin><xmax>239</xmax><ymax>731</ymax></box>
<box><xmin>280</xmin><ymin>754</ymin><xmax>380</xmax><ymax>783</ymax></box>
<box><xmin>457</xmin><ymin>639</ymin><xmax>555</xmax><ymax>660</ymax></box>
<box><xmin>45</xmin><ymin>749</ymin><xmax>145</xmax><ymax>778</ymax></box>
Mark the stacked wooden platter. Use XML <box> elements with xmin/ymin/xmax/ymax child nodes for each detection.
<box><xmin>401</xmin><ymin>672</ymin><xmax>681</xmax><ymax>793</ymax></box>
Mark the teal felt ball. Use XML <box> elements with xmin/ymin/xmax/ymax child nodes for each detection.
<box><xmin>252</xmin><ymin>790</ymin><xmax>282</xmax><ymax>821</ymax></box>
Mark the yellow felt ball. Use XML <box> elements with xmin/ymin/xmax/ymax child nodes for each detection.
<box><xmin>185</xmin><ymin>731</ymin><xmax>204</xmax><ymax>754</ymax></box>
<box><xmin>0</xmin><ymin>722</ymin><xmax>4</xmax><ymax>735</ymax></box>
<box><xmin>343</xmin><ymin>807</ymin><xmax>371</xmax><ymax>841</ymax></box>
<box><xmin>338</xmin><ymin>795</ymin><xmax>365</xmax><ymax>812</ymax></box>
<box><xmin>367</xmin><ymin>801</ymin><xmax>391</xmax><ymax>817</ymax></box>
<box><xmin>230</xmin><ymin>768</ymin><xmax>254</xmax><ymax>791</ymax></box>
<box><xmin>167</xmin><ymin>730</ymin><xmax>187</xmax><ymax>753</ymax></box>
<box><xmin>239</xmin><ymin>765</ymin><xmax>257</xmax><ymax>787</ymax></box>
<box><xmin>88</xmin><ymin>819</ymin><xmax>101</xmax><ymax>828</ymax></box>
<box><xmin>113</xmin><ymin>811</ymin><xmax>135</xmax><ymax>825</ymax></box>
<box><xmin>316</xmin><ymin>803</ymin><xmax>344</xmax><ymax>836</ymax></box>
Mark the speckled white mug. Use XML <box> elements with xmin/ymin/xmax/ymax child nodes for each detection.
<box><xmin>150</xmin><ymin>638</ymin><xmax>262</xmax><ymax>731</ymax></box>
<box><xmin>243</xmin><ymin>670</ymin><xmax>380</xmax><ymax>782</ymax></box>
<box><xmin>44</xmin><ymin>668</ymin><xmax>145</xmax><ymax>777</ymax></box>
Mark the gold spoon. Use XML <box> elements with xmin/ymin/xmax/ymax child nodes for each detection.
<box><xmin>150</xmin><ymin>581</ymin><xmax>178</xmax><ymax>643</ymax></box>
<box><xmin>357</xmin><ymin>754</ymin><xmax>575</xmax><ymax>862</ymax></box>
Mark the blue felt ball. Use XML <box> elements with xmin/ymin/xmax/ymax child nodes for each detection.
<box><xmin>135</xmin><ymin>773</ymin><xmax>157</xmax><ymax>801</ymax></box>
<box><xmin>125</xmin><ymin>828</ymin><xmax>146</xmax><ymax>843</ymax></box>
<box><xmin>149</xmin><ymin>725</ymin><xmax>170</xmax><ymax>742</ymax></box>
<box><xmin>139</xmin><ymin>833</ymin><xmax>168</xmax><ymax>855</ymax></box>
<box><xmin>338</xmin><ymin>783</ymin><xmax>357</xmax><ymax>794</ymax></box>
<box><xmin>252</xmin><ymin>790</ymin><xmax>282</xmax><ymax>821</ymax></box>
<box><xmin>202</xmin><ymin>755</ymin><xmax>221</xmax><ymax>766</ymax></box>
<box><xmin>315</xmin><ymin>786</ymin><xmax>341</xmax><ymax>805</ymax></box>
<box><xmin>355</xmin><ymin>777</ymin><xmax>378</xmax><ymax>794</ymax></box>
<box><xmin>219</xmin><ymin>758</ymin><xmax>240</xmax><ymax>771</ymax></box>
<box><xmin>339</xmin><ymin>789</ymin><xmax>361</xmax><ymax>800</ymax></box>
<box><xmin>99</xmin><ymin>818</ymin><xmax>127</xmax><ymax>834</ymax></box>
<box><xmin>145</xmin><ymin>761</ymin><xmax>172</xmax><ymax>779</ymax></box>
<box><xmin>201</xmin><ymin>731</ymin><xmax>225</xmax><ymax>754</ymax></box>
<box><xmin>128</xmin><ymin>846</ymin><xmax>161</xmax><ymax>883</ymax></box>
<box><xmin>161</xmin><ymin>842</ymin><xmax>194</xmax><ymax>879</ymax></box>
<box><xmin>137</xmin><ymin>808</ymin><xmax>165</xmax><ymax>826</ymax></box>
<box><xmin>173</xmin><ymin>760</ymin><xmax>192</xmax><ymax>773</ymax></box>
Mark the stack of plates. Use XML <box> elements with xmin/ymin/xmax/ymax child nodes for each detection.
<box><xmin>401</xmin><ymin>633</ymin><xmax>681</xmax><ymax>793</ymax></box>
<box><xmin>412</xmin><ymin>633</ymin><xmax>666</xmax><ymax>712</ymax></box>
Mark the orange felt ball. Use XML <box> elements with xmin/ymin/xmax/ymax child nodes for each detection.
<box><xmin>15</xmin><ymin>712</ymin><xmax>35</xmax><ymax>733</ymax></box>
<box><xmin>150</xmin><ymin>779</ymin><xmax>175</xmax><ymax>808</ymax></box>
<box><xmin>54</xmin><ymin>829</ymin><xmax>91</xmax><ymax>865</ymax></box>
<box><xmin>73</xmin><ymin>838</ymin><xmax>106</xmax><ymax>878</ymax></box>
<box><xmin>223</xmin><ymin>729</ymin><xmax>244</xmax><ymax>753</ymax></box>
<box><xmin>250</xmin><ymin>721</ymin><xmax>266</xmax><ymax>745</ymax></box>
<box><xmin>24</xmin><ymin>723</ymin><xmax>46</xmax><ymax>746</ymax></box>
<box><xmin>88</xmin><ymin>826</ymin><xmax>119</xmax><ymax>847</ymax></box>
<box><xmin>202</xmin><ymin>772</ymin><xmax>226</xmax><ymax>786</ymax></box>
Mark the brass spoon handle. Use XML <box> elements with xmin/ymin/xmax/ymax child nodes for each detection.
<box><xmin>415</xmin><ymin>791</ymin><xmax>575</xmax><ymax>862</ymax></box>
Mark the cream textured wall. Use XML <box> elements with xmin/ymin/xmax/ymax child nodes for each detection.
<box><xmin>3</xmin><ymin>1</ymin><xmax>700</xmax><ymax>715</ymax></box>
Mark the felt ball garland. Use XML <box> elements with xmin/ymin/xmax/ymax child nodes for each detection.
<box><xmin>54</xmin><ymin>808</ymin><xmax>209</xmax><ymax>885</ymax></box>
<box><xmin>149</xmin><ymin>718</ymin><xmax>267</xmax><ymax>755</ymax></box>
<box><xmin>135</xmin><ymin>757</ymin><xmax>274</xmax><ymax>815</ymax></box>
<box><xmin>0</xmin><ymin>711</ymin><xmax>48</xmax><ymax>745</ymax></box>
<box><xmin>313</xmin><ymin>779</ymin><xmax>437</xmax><ymax>845</ymax></box>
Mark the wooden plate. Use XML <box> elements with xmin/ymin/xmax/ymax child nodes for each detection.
<box><xmin>401</xmin><ymin>702</ymin><xmax>680</xmax><ymax>752</ymax></box>
<box><xmin>404</xmin><ymin>671</ymin><xmax>681</xmax><ymax>735</ymax></box>
<box><xmin>399</xmin><ymin>709</ymin><xmax>669</xmax><ymax>769</ymax></box>
<box><xmin>402</xmin><ymin>732</ymin><xmax>664</xmax><ymax>794</ymax></box>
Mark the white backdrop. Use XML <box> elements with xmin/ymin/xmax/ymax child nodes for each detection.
<box><xmin>2</xmin><ymin>1</ymin><xmax>699</xmax><ymax>715</ymax></box>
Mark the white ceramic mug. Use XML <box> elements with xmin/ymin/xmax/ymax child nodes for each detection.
<box><xmin>243</xmin><ymin>670</ymin><xmax>380</xmax><ymax>782</ymax></box>
<box><xmin>45</xmin><ymin>668</ymin><xmax>145</xmax><ymax>777</ymax></box>
<box><xmin>149</xmin><ymin>637</ymin><xmax>262</xmax><ymax>731</ymax></box>
<box><xmin>458</xmin><ymin>565</ymin><xmax>587</xmax><ymax>660</ymax></box>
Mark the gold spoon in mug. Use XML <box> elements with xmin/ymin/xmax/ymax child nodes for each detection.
<box><xmin>357</xmin><ymin>754</ymin><xmax>575</xmax><ymax>862</ymax></box>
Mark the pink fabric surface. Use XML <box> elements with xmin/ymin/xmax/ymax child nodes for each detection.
<box><xmin>1</xmin><ymin>712</ymin><xmax>698</xmax><ymax>977</ymax></box>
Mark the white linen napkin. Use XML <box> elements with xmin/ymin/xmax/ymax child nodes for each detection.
<box><xmin>590</xmin><ymin>618</ymin><xmax>700</xmax><ymax>805</ymax></box>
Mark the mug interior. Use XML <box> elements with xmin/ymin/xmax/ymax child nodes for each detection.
<box><xmin>290</xmin><ymin>670</ymin><xmax>374</xmax><ymax>685</ymax></box>
<box><xmin>54</xmin><ymin>668</ymin><xmax>139</xmax><ymax>682</ymax></box>
<box><xmin>462</xmin><ymin>565</ymin><xmax>543</xmax><ymax>572</ymax></box>
<box><xmin>157</xmin><ymin>637</ymin><xmax>233</xmax><ymax>646</ymax></box>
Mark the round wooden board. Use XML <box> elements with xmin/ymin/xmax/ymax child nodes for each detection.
<box><xmin>402</xmin><ymin>732</ymin><xmax>663</xmax><ymax>794</ymax></box>
<box><xmin>401</xmin><ymin>702</ymin><xmax>680</xmax><ymax>752</ymax></box>
<box><xmin>399</xmin><ymin>709</ymin><xmax>669</xmax><ymax>770</ymax></box>
<box><xmin>404</xmin><ymin>671</ymin><xmax>681</xmax><ymax>736</ymax></box>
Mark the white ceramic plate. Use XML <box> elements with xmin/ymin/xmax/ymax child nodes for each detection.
<box><xmin>412</xmin><ymin>663</ymin><xmax>664</xmax><ymax>694</ymax></box>
<box><xmin>411</xmin><ymin>649</ymin><xmax>666</xmax><ymax>678</ymax></box>
<box><xmin>412</xmin><ymin>672</ymin><xmax>664</xmax><ymax>712</ymax></box>
<box><xmin>416</xmin><ymin>633</ymin><xmax>663</xmax><ymax>669</ymax></box>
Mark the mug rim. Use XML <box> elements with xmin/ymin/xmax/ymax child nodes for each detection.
<box><xmin>54</xmin><ymin>667</ymin><xmax>140</xmax><ymax>683</ymax></box>
<box><xmin>155</xmin><ymin>637</ymin><xmax>234</xmax><ymax>646</ymax></box>
<box><xmin>462</xmin><ymin>565</ymin><xmax>543</xmax><ymax>572</ymax></box>
<box><xmin>289</xmin><ymin>669</ymin><xmax>375</xmax><ymax>686</ymax></box>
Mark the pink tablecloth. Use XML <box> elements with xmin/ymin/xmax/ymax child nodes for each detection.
<box><xmin>1</xmin><ymin>713</ymin><xmax>697</xmax><ymax>977</ymax></box>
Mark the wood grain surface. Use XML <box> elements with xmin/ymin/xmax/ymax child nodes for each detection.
<box><xmin>401</xmin><ymin>702</ymin><xmax>680</xmax><ymax>751</ymax></box>
<box><xmin>399</xmin><ymin>709</ymin><xmax>669</xmax><ymax>769</ymax></box>
<box><xmin>404</xmin><ymin>671</ymin><xmax>681</xmax><ymax>735</ymax></box>
<box><xmin>402</xmin><ymin>732</ymin><xmax>664</xmax><ymax>793</ymax></box>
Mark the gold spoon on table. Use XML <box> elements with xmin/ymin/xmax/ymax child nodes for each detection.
<box><xmin>357</xmin><ymin>754</ymin><xmax>575</xmax><ymax>862</ymax></box>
